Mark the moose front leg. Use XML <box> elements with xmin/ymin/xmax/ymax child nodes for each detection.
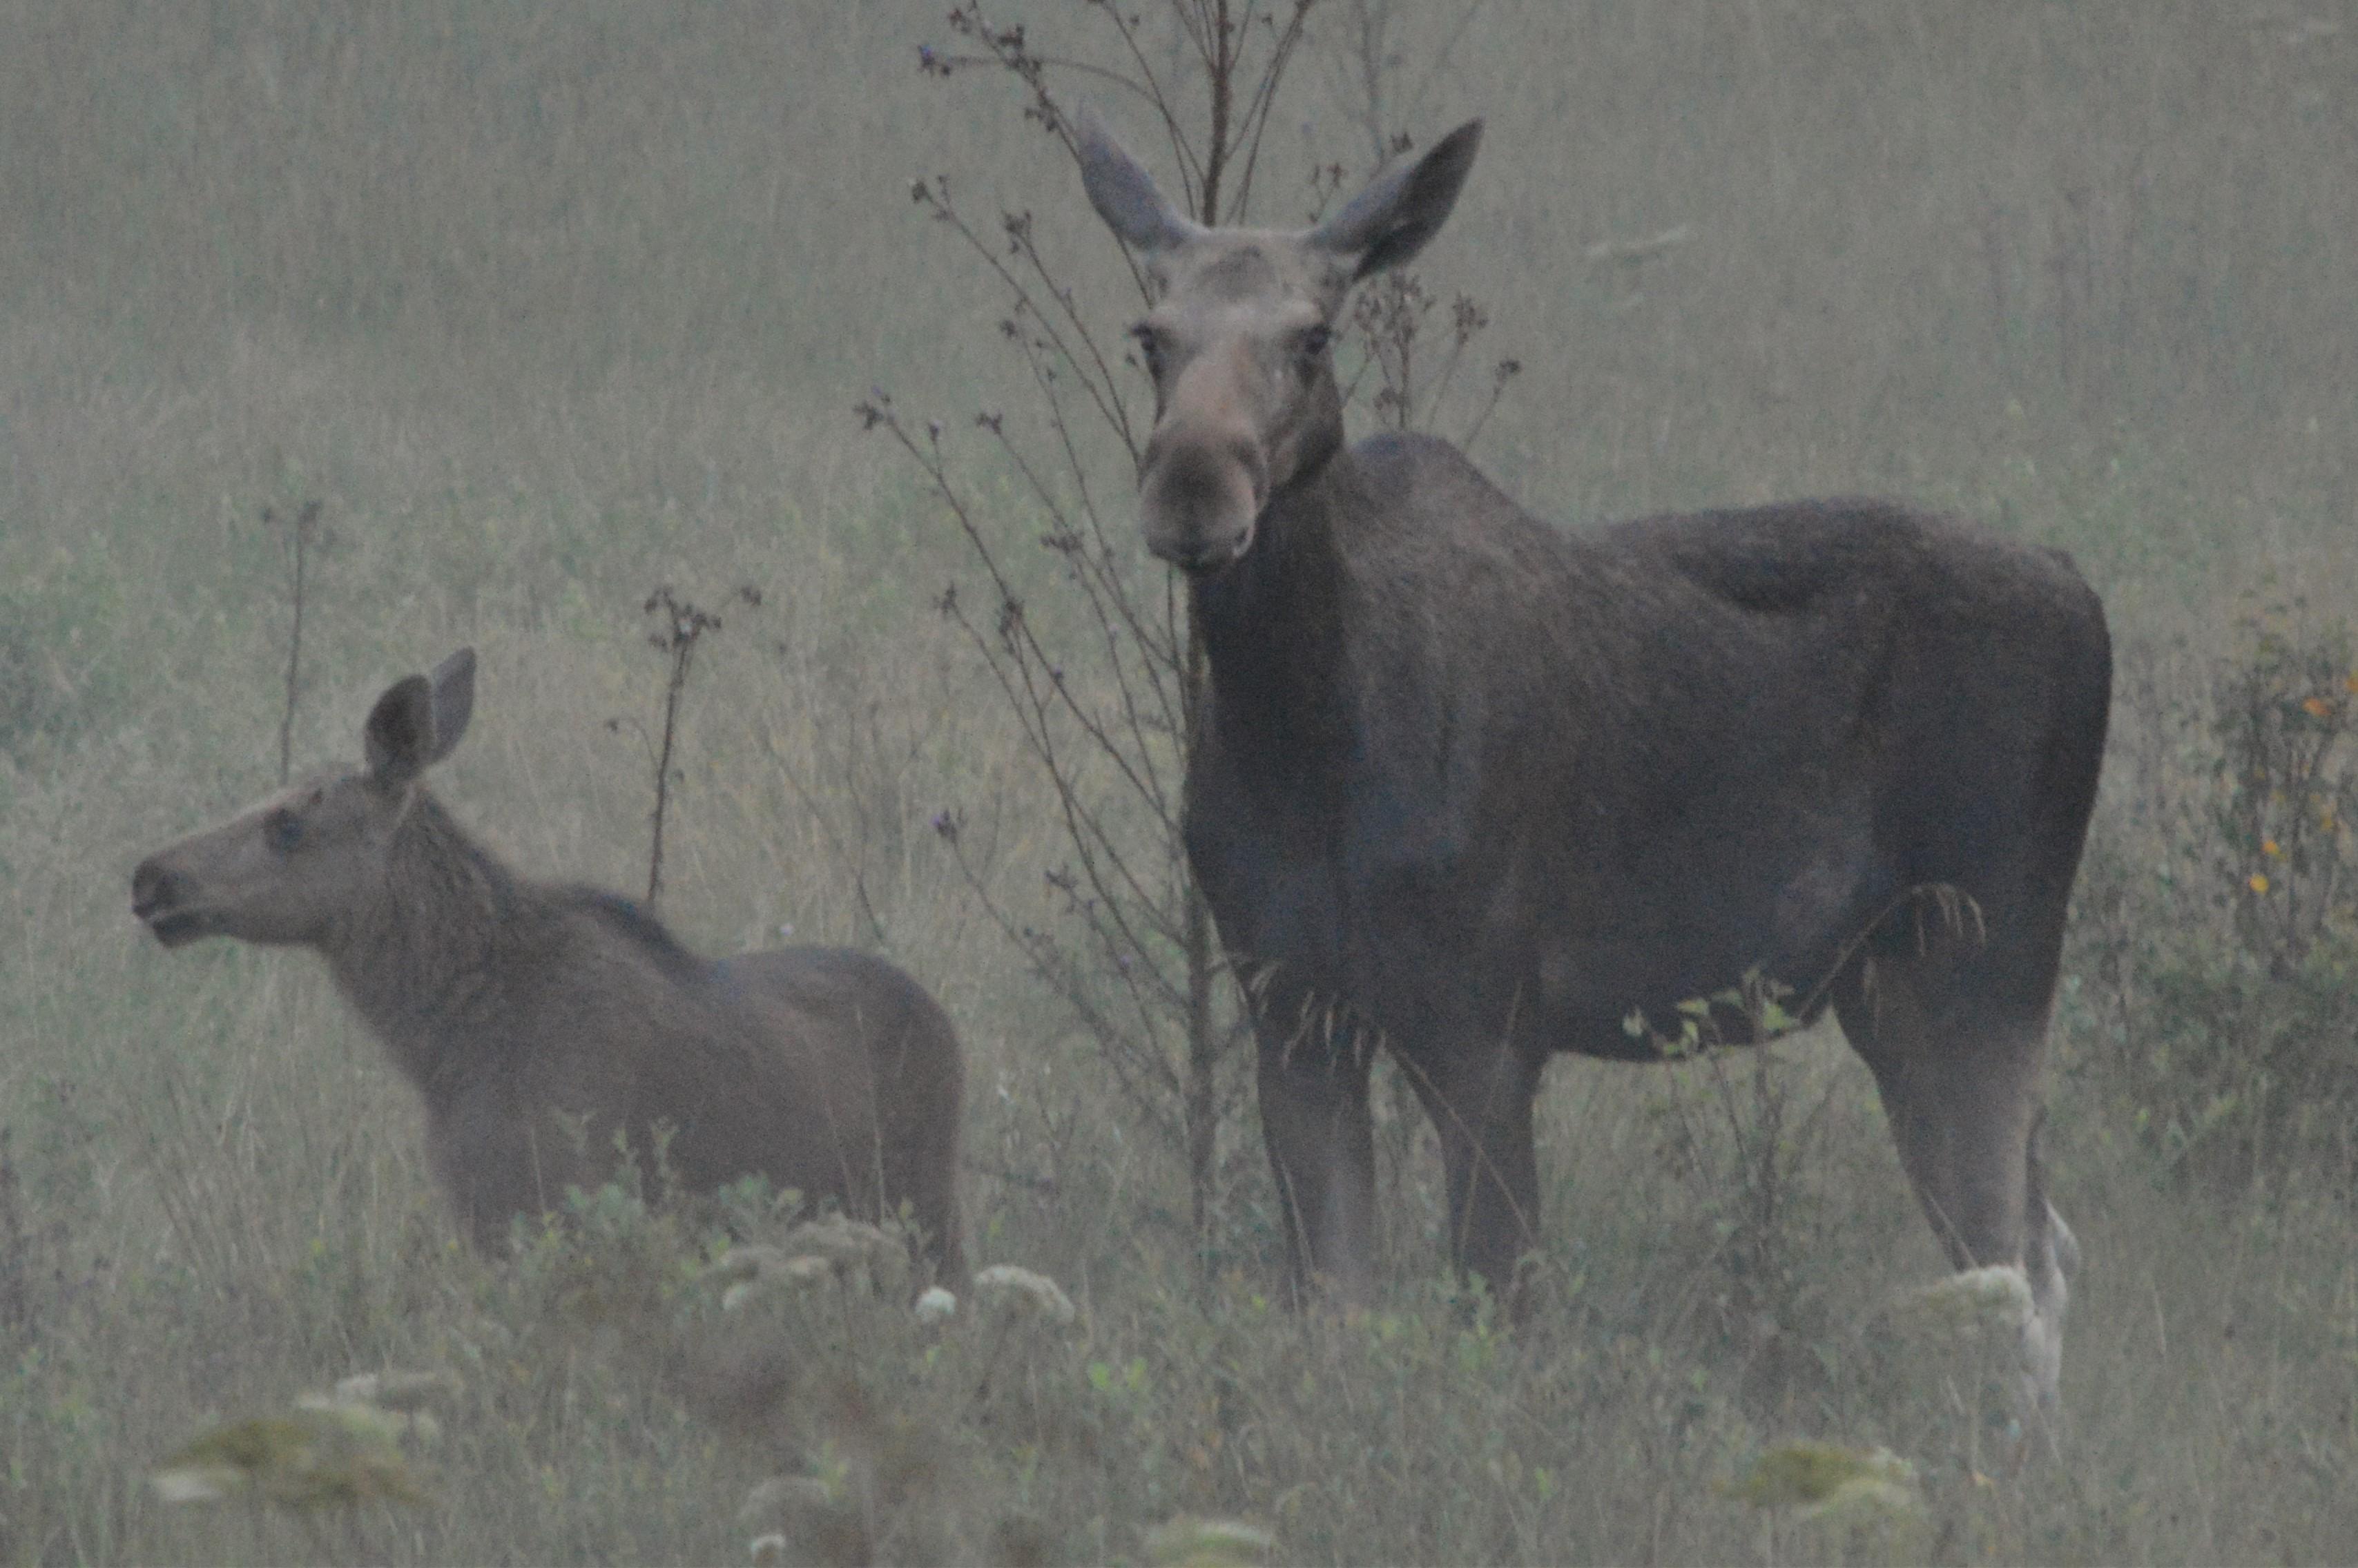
<box><xmin>1256</xmin><ymin>1009</ymin><xmax>1380</xmax><ymax>1309</ymax></box>
<box><xmin>1400</xmin><ymin>1038</ymin><xmax>1545</xmax><ymax>1316</ymax></box>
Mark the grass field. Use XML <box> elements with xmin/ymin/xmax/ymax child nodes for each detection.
<box><xmin>4</xmin><ymin>3</ymin><xmax>2357</xmax><ymax>1562</ymax></box>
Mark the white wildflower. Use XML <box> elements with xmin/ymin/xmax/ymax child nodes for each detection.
<box><xmin>739</xmin><ymin>1473</ymin><xmax>840</xmax><ymax>1529</ymax></box>
<box><xmin>780</xmin><ymin>1214</ymin><xmax>912</xmax><ymax>1293</ymax></box>
<box><xmin>720</xmin><ymin>1252</ymin><xmax>836</xmax><ymax>1312</ymax></box>
<box><xmin>780</xmin><ymin>1215</ymin><xmax>900</xmax><ymax>1269</ymax></box>
<box><xmin>331</xmin><ymin>1369</ymin><xmax>461</xmax><ymax>1412</ymax></box>
<box><xmin>151</xmin><ymin>1462</ymin><xmax>245</xmax><ymax>1504</ymax></box>
<box><xmin>972</xmin><ymin>1264</ymin><xmax>1077</xmax><ymax>1325</ymax></box>
<box><xmin>708</xmin><ymin>1243</ymin><xmax>790</xmax><ymax>1285</ymax></box>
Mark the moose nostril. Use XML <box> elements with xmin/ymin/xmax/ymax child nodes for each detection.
<box><xmin>131</xmin><ymin>860</ymin><xmax>183</xmax><ymax>914</ymax></box>
<box><xmin>1150</xmin><ymin>437</ymin><xmax>1266</xmax><ymax>517</ymax></box>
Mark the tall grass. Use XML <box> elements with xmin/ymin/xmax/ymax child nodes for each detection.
<box><xmin>4</xmin><ymin>1</ymin><xmax>2357</xmax><ymax>1562</ymax></box>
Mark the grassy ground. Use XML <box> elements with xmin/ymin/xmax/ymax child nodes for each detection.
<box><xmin>4</xmin><ymin>2</ymin><xmax>2357</xmax><ymax>1562</ymax></box>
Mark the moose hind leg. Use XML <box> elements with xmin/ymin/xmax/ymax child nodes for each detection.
<box><xmin>1837</xmin><ymin>962</ymin><xmax>2074</xmax><ymax>1414</ymax></box>
<box><xmin>2020</xmin><ymin>1107</ymin><xmax>2078</xmax><ymax>1411</ymax></box>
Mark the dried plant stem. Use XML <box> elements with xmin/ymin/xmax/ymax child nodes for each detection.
<box><xmin>268</xmin><ymin>500</ymin><xmax>322</xmax><ymax>786</ymax></box>
<box><xmin>646</xmin><ymin>637</ymin><xmax>691</xmax><ymax>909</ymax></box>
<box><xmin>630</xmin><ymin>586</ymin><xmax>756</xmax><ymax>909</ymax></box>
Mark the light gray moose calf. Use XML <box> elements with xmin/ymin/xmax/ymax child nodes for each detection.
<box><xmin>131</xmin><ymin>649</ymin><xmax>965</xmax><ymax>1279</ymax></box>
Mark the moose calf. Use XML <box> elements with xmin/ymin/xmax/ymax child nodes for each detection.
<box><xmin>132</xmin><ymin>648</ymin><xmax>965</xmax><ymax>1277</ymax></box>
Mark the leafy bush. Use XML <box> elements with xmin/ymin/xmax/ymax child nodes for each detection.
<box><xmin>2077</xmin><ymin>608</ymin><xmax>2358</xmax><ymax>1190</ymax></box>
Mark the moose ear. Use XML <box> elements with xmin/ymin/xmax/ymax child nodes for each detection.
<box><xmin>1073</xmin><ymin>104</ymin><xmax>1203</xmax><ymax>255</ymax></box>
<box><xmin>363</xmin><ymin>674</ymin><xmax>438</xmax><ymax>786</ymax></box>
<box><xmin>1306</xmin><ymin>119</ymin><xmax>1483</xmax><ymax>280</ymax></box>
<box><xmin>424</xmin><ymin>647</ymin><xmax>476</xmax><ymax>766</ymax></box>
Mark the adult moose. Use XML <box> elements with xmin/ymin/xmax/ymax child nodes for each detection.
<box><xmin>1073</xmin><ymin>111</ymin><xmax>2109</xmax><ymax>1407</ymax></box>
<box><xmin>131</xmin><ymin>650</ymin><xmax>965</xmax><ymax>1280</ymax></box>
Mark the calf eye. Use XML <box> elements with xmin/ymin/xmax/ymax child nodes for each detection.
<box><xmin>264</xmin><ymin>808</ymin><xmax>305</xmax><ymax>854</ymax></box>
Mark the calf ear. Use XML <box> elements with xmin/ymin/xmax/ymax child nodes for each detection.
<box><xmin>364</xmin><ymin>674</ymin><xmax>437</xmax><ymax>786</ymax></box>
<box><xmin>1306</xmin><ymin>119</ymin><xmax>1483</xmax><ymax>280</ymax></box>
<box><xmin>1073</xmin><ymin>105</ymin><xmax>1203</xmax><ymax>255</ymax></box>
<box><xmin>425</xmin><ymin>648</ymin><xmax>476</xmax><ymax>766</ymax></box>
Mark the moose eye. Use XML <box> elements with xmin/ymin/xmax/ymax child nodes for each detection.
<box><xmin>1293</xmin><ymin>324</ymin><xmax>1333</xmax><ymax>380</ymax></box>
<box><xmin>1129</xmin><ymin>322</ymin><xmax>1167</xmax><ymax>377</ymax></box>
<box><xmin>264</xmin><ymin>808</ymin><xmax>305</xmax><ymax>854</ymax></box>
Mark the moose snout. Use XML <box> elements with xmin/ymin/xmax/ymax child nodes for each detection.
<box><xmin>131</xmin><ymin>857</ymin><xmax>204</xmax><ymax>944</ymax></box>
<box><xmin>1140</xmin><ymin>427</ymin><xmax>1266</xmax><ymax>574</ymax></box>
<box><xmin>131</xmin><ymin>858</ymin><xmax>184</xmax><ymax>919</ymax></box>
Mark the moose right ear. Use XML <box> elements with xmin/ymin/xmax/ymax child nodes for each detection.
<box><xmin>363</xmin><ymin>673</ymin><xmax>438</xmax><ymax>786</ymax></box>
<box><xmin>1073</xmin><ymin>105</ymin><xmax>1204</xmax><ymax>256</ymax></box>
<box><xmin>1306</xmin><ymin>118</ymin><xmax>1484</xmax><ymax>281</ymax></box>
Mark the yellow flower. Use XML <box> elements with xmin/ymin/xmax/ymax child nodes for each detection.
<box><xmin>2302</xmin><ymin>696</ymin><xmax>2335</xmax><ymax>719</ymax></box>
<box><xmin>2249</xmin><ymin>873</ymin><xmax>2271</xmax><ymax>894</ymax></box>
<box><xmin>2263</xmin><ymin>838</ymin><xmax>2283</xmax><ymax>857</ymax></box>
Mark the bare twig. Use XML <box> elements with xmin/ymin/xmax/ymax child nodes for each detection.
<box><xmin>885</xmin><ymin>0</ymin><xmax>1518</xmax><ymax>1249</ymax></box>
<box><xmin>267</xmin><ymin>500</ymin><xmax>324</xmax><ymax>785</ymax></box>
<box><xmin>628</xmin><ymin>585</ymin><xmax>757</xmax><ymax>909</ymax></box>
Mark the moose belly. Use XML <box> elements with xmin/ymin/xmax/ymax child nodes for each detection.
<box><xmin>1533</xmin><ymin>837</ymin><xmax>1893</xmax><ymax>1059</ymax></box>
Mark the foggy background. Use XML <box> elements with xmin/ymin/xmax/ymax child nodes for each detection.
<box><xmin>3</xmin><ymin>3</ymin><xmax>2355</xmax><ymax>1562</ymax></box>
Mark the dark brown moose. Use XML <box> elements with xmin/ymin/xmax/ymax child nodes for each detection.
<box><xmin>131</xmin><ymin>649</ymin><xmax>965</xmax><ymax>1279</ymax></box>
<box><xmin>1074</xmin><ymin>112</ymin><xmax>2109</xmax><ymax>1408</ymax></box>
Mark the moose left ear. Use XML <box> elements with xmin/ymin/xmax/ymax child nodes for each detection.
<box><xmin>363</xmin><ymin>674</ymin><xmax>437</xmax><ymax>786</ymax></box>
<box><xmin>1073</xmin><ymin>104</ymin><xmax>1206</xmax><ymax>257</ymax></box>
<box><xmin>1306</xmin><ymin>119</ymin><xmax>1484</xmax><ymax>281</ymax></box>
<box><xmin>363</xmin><ymin>649</ymin><xmax>476</xmax><ymax>786</ymax></box>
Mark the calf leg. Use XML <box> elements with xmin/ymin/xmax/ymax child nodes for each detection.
<box><xmin>427</xmin><ymin>1092</ymin><xmax>580</xmax><ymax>1254</ymax></box>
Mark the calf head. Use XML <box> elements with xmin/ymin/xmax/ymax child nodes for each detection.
<box><xmin>1075</xmin><ymin>110</ymin><xmax>1482</xmax><ymax>572</ymax></box>
<box><xmin>131</xmin><ymin>649</ymin><xmax>477</xmax><ymax>948</ymax></box>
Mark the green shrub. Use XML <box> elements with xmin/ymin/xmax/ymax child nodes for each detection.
<box><xmin>2081</xmin><ymin>608</ymin><xmax>2358</xmax><ymax>1190</ymax></box>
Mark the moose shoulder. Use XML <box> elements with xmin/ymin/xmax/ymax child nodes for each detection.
<box><xmin>131</xmin><ymin>650</ymin><xmax>966</xmax><ymax>1279</ymax></box>
<box><xmin>1076</xmin><ymin>110</ymin><xmax>2109</xmax><ymax>1412</ymax></box>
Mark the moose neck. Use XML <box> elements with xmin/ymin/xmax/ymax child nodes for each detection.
<box><xmin>1188</xmin><ymin>444</ymin><xmax>1364</xmax><ymax>744</ymax></box>
<box><xmin>320</xmin><ymin>793</ymin><xmax>527</xmax><ymax>1099</ymax></box>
